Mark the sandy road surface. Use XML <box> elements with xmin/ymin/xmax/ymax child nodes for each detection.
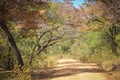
<box><xmin>32</xmin><ymin>59</ymin><xmax>108</xmax><ymax>80</ymax></box>
<box><xmin>50</xmin><ymin>59</ymin><xmax>108</xmax><ymax>80</ymax></box>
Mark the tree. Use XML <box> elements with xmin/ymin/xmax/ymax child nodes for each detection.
<box><xmin>29</xmin><ymin>26</ymin><xmax>64</xmax><ymax>65</ymax></box>
<box><xmin>0</xmin><ymin>0</ymin><xmax>48</xmax><ymax>69</ymax></box>
<box><xmin>86</xmin><ymin>0</ymin><xmax>120</xmax><ymax>20</ymax></box>
<box><xmin>0</xmin><ymin>0</ymin><xmax>24</xmax><ymax>68</ymax></box>
<box><xmin>81</xmin><ymin>0</ymin><xmax>120</xmax><ymax>55</ymax></box>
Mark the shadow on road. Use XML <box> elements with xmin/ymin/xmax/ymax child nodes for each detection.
<box><xmin>32</xmin><ymin>59</ymin><xmax>105</xmax><ymax>80</ymax></box>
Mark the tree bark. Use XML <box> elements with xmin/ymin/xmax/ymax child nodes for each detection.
<box><xmin>0</xmin><ymin>21</ymin><xmax>24</xmax><ymax>69</ymax></box>
<box><xmin>109</xmin><ymin>27</ymin><xmax>118</xmax><ymax>56</ymax></box>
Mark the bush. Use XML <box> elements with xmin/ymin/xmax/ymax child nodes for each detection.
<box><xmin>32</xmin><ymin>54</ymin><xmax>57</xmax><ymax>69</ymax></box>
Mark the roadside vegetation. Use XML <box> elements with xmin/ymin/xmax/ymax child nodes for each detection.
<box><xmin>0</xmin><ymin>0</ymin><xmax>120</xmax><ymax>80</ymax></box>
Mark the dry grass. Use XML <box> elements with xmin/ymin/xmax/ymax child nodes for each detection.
<box><xmin>101</xmin><ymin>58</ymin><xmax>120</xmax><ymax>80</ymax></box>
<box><xmin>106</xmin><ymin>71</ymin><xmax>120</xmax><ymax>80</ymax></box>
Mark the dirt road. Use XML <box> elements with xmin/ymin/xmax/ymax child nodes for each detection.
<box><xmin>50</xmin><ymin>59</ymin><xmax>108</xmax><ymax>80</ymax></box>
<box><xmin>32</xmin><ymin>59</ymin><xmax>108</xmax><ymax>80</ymax></box>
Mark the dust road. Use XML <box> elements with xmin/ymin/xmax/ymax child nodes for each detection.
<box><xmin>50</xmin><ymin>59</ymin><xmax>108</xmax><ymax>80</ymax></box>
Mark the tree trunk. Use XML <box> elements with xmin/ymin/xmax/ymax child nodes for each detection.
<box><xmin>5</xmin><ymin>54</ymin><xmax>14</xmax><ymax>70</ymax></box>
<box><xmin>109</xmin><ymin>27</ymin><xmax>118</xmax><ymax>56</ymax></box>
<box><xmin>111</xmin><ymin>36</ymin><xmax>118</xmax><ymax>55</ymax></box>
<box><xmin>0</xmin><ymin>21</ymin><xmax>24</xmax><ymax>69</ymax></box>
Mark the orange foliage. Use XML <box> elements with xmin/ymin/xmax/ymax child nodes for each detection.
<box><xmin>14</xmin><ymin>21</ymin><xmax>26</xmax><ymax>31</ymax></box>
<box><xmin>38</xmin><ymin>10</ymin><xmax>45</xmax><ymax>15</ymax></box>
<box><xmin>14</xmin><ymin>9</ymin><xmax>46</xmax><ymax>31</ymax></box>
